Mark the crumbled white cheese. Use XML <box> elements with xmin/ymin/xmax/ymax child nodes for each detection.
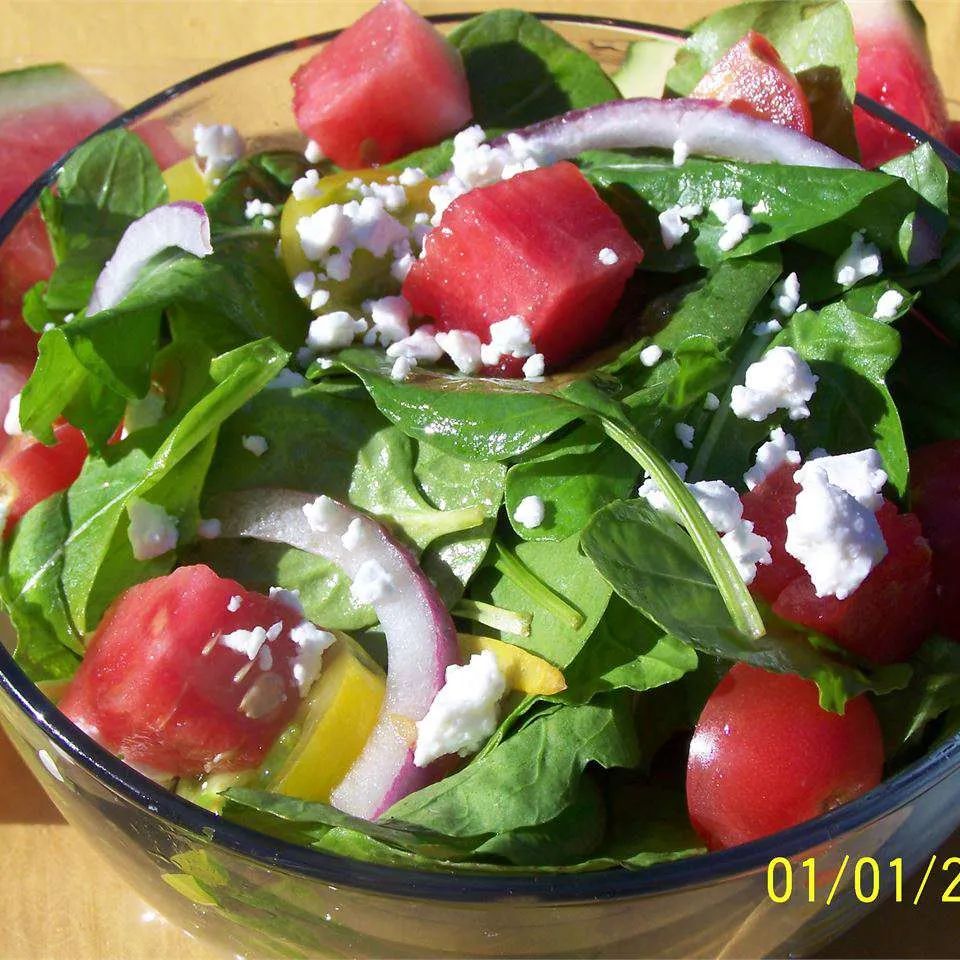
<box><xmin>221</xmin><ymin>622</ymin><xmax>282</xmax><ymax>661</ymax></box>
<box><xmin>435</xmin><ymin>329</ymin><xmax>483</xmax><ymax>374</ymax></box>
<box><xmin>835</xmin><ymin>231</ymin><xmax>882</xmax><ymax>287</ymax></box>
<box><xmin>364</xmin><ymin>295</ymin><xmax>412</xmax><ymax>347</ymax></box>
<box><xmin>639</xmin><ymin>467</ymin><xmax>744</xmax><ymax>535</ymax></box>
<box><xmin>637</xmin><ymin>460</ymin><xmax>688</xmax><ymax>513</ymax></box>
<box><xmin>522</xmin><ymin>353</ymin><xmax>546</xmax><ymax>379</ymax></box>
<box><xmin>675</xmin><ymin>422</ymin><xmax>695</xmax><ymax>450</ymax></box>
<box><xmin>291</xmin><ymin>169</ymin><xmax>322</xmax><ymax>201</ymax></box>
<box><xmin>244</xmin><ymin>199</ymin><xmax>277</xmax><ymax>220</ymax></box>
<box><xmin>514</xmin><ymin>495</ymin><xmax>546</xmax><ymax>529</ymax></box>
<box><xmin>197</xmin><ymin>518</ymin><xmax>222</xmax><ymax>540</ymax></box>
<box><xmin>239</xmin><ymin>434</ymin><xmax>268</xmax><ymax>458</ymax></box>
<box><xmin>398</xmin><ymin>166</ymin><xmax>427</xmax><ymax>187</ymax></box>
<box><xmin>292</xmin><ymin>271</ymin><xmax>317</xmax><ymax>300</ymax></box>
<box><xmin>721</xmin><ymin>519</ymin><xmax>772</xmax><ymax>585</ymax></box>
<box><xmin>874</xmin><ymin>289</ymin><xmax>905</xmax><ymax>320</ymax></box>
<box><xmin>289</xmin><ymin>621</ymin><xmax>336</xmax><ymax>695</ymax></box>
<box><xmin>785</xmin><ymin>466</ymin><xmax>887</xmax><ymax>599</ymax></box>
<box><xmin>598</xmin><ymin>247</ymin><xmax>619</xmax><ymax>266</ymax></box>
<box><xmin>309</xmin><ymin>289</ymin><xmax>331</xmax><ymax>313</ymax></box>
<box><xmin>479</xmin><ymin>315</ymin><xmax>535</xmax><ymax>366</ymax></box>
<box><xmin>350</xmin><ymin>559</ymin><xmax>396</xmax><ymax>605</ymax></box>
<box><xmin>704</xmin><ymin>392</ymin><xmax>721</xmax><ymax>411</ymax></box>
<box><xmin>772</xmin><ymin>272</ymin><xmax>801</xmax><ymax>317</ymax></box>
<box><xmin>796</xmin><ymin>448</ymin><xmax>887</xmax><ymax>511</ymax></box>
<box><xmin>730</xmin><ymin>346</ymin><xmax>818</xmax><ymax>421</ymax></box>
<box><xmin>238</xmin><ymin>672</ymin><xmax>287</xmax><ymax>720</ymax></box>
<box><xmin>193</xmin><ymin>123</ymin><xmax>244</xmax><ymax>179</ymax></box>
<box><xmin>658</xmin><ymin>203</ymin><xmax>704</xmax><ymax>251</ymax></box>
<box><xmin>341</xmin><ymin>517</ymin><xmax>365</xmax><ymax>551</ymax></box>
<box><xmin>448</xmin><ymin>125</ymin><xmax>540</xmax><ymax>195</ymax></box>
<box><xmin>306</xmin><ymin>311</ymin><xmax>367</xmax><ymax>351</ymax></box>
<box><xmin>752</xmin><ymin>198</ymin><xmax>770</xmax><ymax>215</ymax></box>
<box><xmin>390</xmin><ymin>355</ymin><xmax>417</xmax><ymax>381</ymax></box>
<box><xmin>639</xmin><ymin>344</ymin><xmax>663</xmax><ymax>367</ymax></box>
<box><xmin>304</xmin><ymin>139</ymin><xmax>325</xmax><ymax>164</ymax></box>
<box><xmin>414</xmin><ymin>650</ymin><xmax>506</xmax><ymax>767</ymax></box>
<box><xmin>709</xmin><ymin>197</ymin><xmax>743</xmax><ymax>224</ymax></box>
<box><xmin>268</xmin><ymin>586</ymin><xmax>304</xmax><ymax>616</ymax></box>
<box><xmin>227</xmin><ymin>595</ymin><xmax>243</xmax><ymax>613</ymax></box>
<box><xmin>4</xmin><ymin>392</ymin><xmax>21</xmax><ymax>436</ymax></box>
<box><xmin>303</xmin><ymin>494</ymin><xmax>339</xmax><ymax>532</ymax></box>
<box><xmin>386</xmin><ymin>326</ymin><xmax>443</xmax><ymax>363</ymax></box>
<box><xmin>744</xmin><ymin>427</ymin><xmax>801</xmax><ymax>491</ymax></box>
<box><xmin>753</xmin><ymin>319</ymin><xmax>783</xmax><ymax>337</ymax></box>
<box><xmin>297</xmin><ymin>205</ymin><xmax>351</xmax><ymax>259</ymax></box>
<box><xmin>717</xmin><ymin>212</ymin><xmax>753</xmax><ymax>252</ymax></box>
<box><xmin>672</xmin><ymin>139</ymin><xmax>689</xmax><ymax>166</ymax></box>
<box><xmin>127</xmin><ymin>498</ymin><xmax>178</xmax><ymax>561</ymax></box>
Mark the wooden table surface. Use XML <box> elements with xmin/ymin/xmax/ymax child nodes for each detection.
<box><xmin>2</xmin><ymin>2</ymin><xmax>960</xmax><ymax>957</ymax></box>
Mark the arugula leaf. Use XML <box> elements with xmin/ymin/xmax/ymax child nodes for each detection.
<box><xmin>0</xmin><ymin>494</ymin><xmax>82</xmax><ymax>681</ymax></box>
<box><xmin>666</xmin><ymin>0</ymin><xmax>859</xmax><ymax>158</ymax></box>
<box><xmin>385</xmin><ymin>696</ymin><xmax>639</xmax><ymax>837</ymax></box>
<box><xmin>581</xmin><ymin>498</ymin><xmax>910</xmax><ymax>711</ymax></box>
<box><xmin>448</xmin><ymin>10</ymin><xmax>619</xmax><ymax>129</ymax></box>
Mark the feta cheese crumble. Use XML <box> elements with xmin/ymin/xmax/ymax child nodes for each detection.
<box><xmin>835</xmin><ymin>231</ymin><xmax>882</xmax><ymax>287</ymax></box>
<box><xmin>289</xmin><ymin>621</ymin><xmax>336</xmax><ymax>695</ymax></box>
<box><xmin>221</xmin><ymin>621</ymin><xmax>283</xmax><ymax>661</ymax></box>
<box><xmin>350</xmin><ymin>559</ymin><xmax>396</xmax><ymax>605</ymax></box>
<box><xmin>795</xmin><ymin>448</ymin><xmax>887</xmax><ymax>511</ymax></box>
<box><xmin>435</xmin><ymin>329</ymin><xmax>483</xmax><ymax>374</ymax></box>
<box><xmin>709</xmin><ymin>197</ymin><xmax>744</xmax><ymax>223</ymax></box>
<box><xmin>341</xmin><ymin>517</ymin><xmax>365</xmax><ymax>551</ymax></box>
<box><xmin>744</xmin><ymin>427</ymin><xmax>801</xmax><ymax>491</ymax></box>
<box><xmin>292</xmin><ymin>270</ymin><xmax>317</xmax><ymax>300</ymax></box>
<box><xmin>127</xmin><ymin>499</ymin><xmax>179</xmax><ymax>560</ymax></box>
<box><xmin>227</xmin><ymin>595</ymin><xmax>243</xmax><ymax>613</ymax></box>
<box><xmin>193</xmin><ymin>123</ymin><xmax>244</xmax><ymax>180</ymax></box>
<box><xmin>675</xmin><ymin>422</ymin><xmax>695</xmax><ymax>450</ymax></box>
<box><xmin>522</xmin><ymin>353</ymin><xmax>546</xmax><ymax>379</ymax></box>
<box><xmin>306</xmin><ymin>311</ymin><xmax>367</xmax><ymax>351</ymax></box>
<box><xmin>639</xmin><ymin>468</ymin><xmax>744</xmax><ymax>535</ymax></box>
<box><xmin>269</xmin><ymin>586</ymin><xmax>304</xmax><ymax>616</ymax></box>
<box><xmin>658</xmin><ymin>203</ymin><xmax>702</xmax><ymax>250</ymax></box>
<box><xmin>244</xmin><ymin>199</ymin><xmax>277</xmax><ymax>220</ymax></box>
<box><xmin>874</xmin><ymin>289</ymin><xmax>905</xmax><ymax>320</ymax></box>
<box><xmin>4</xmin><ymin>392</ymin><xmax>21</xmax><ymax>436</ymax></box>
<box><xmin>672</xmin><ymin>138</ymin><xmax>689</xmax><ymax>166</ymax></box>
<box><xmin>386</xmin><ymin>326</ymin><xmax>444</xmax><ymax>363</ymax></box>
<box><xmin>304</xmin><ymin>139</ymin><xmax>325</xmax><ymax>164</ymax></box>
<box><xmin>242</xmin><ymin>434</ymin><xmax>269</xmax><ymax>457</ymax></box>
<box><xmin>753</xmin><ymin>319</ymin><xmax>783</xmax><ymax>337</ymax></box>
<box><xmin>303</xmin><ymin>494</ymin><xmax>339</xmax><ymax>532</ymax></box>
<box><xmin>772</xmin><ymin>272</ymin><xmax>801</xmax><ymax>317</ymax></box>
<box><xmin>390</xmin><ymin>355</ymin><xmax>417</xmax><ymax>381</ymax></box>
<box><xmin>730</xmin><ymin>346</ymin><xmax>819</xmax><ymax>421</ymax></box>
<box><xmin>514</xmin><ymin>495</ymin><xmax>546</xmax><ymax>529</ymax></box>
<box><xmin>721</xmin><ymin>520</ymin><xmax>772</xmax><ymax>585</ymax></box>
<box><xmin>480</xmin><ymin>315</ymin><xmax>536</xmax><ymax>366</ymax></box>
<box><xmin>413</xmin><ymin>650</ymin><xmax>506</xmax><ymax>768</ymax></box>
<box><xmin>639</xmin><ymin>344</ymin><xmax>663</xmax><ymax>367</ymax></box>
<box><xmin>717</xmin><ymin>212</ymin><xmax>753</xmax><ymax>252</ymax></box>
<box><xmin>704</xmin><ymin>392</ymin><xmax>721</xmax><ymax>411</ymax></box>
<box><xmin>598</xmin><ymin>247</ymin><xmax>619</xmax><ymax>266</ymax></box>
<box><xmin>785</xmin><ymin>466</ymin><xmax>887</xmax><ymax>599</ymax></box>
<box><xmin>367</xmin><ymin>295</ymin><xmax>412</xmax><ymax>346</ymax></box>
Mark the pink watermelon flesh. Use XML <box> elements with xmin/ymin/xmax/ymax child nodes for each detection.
<box><xmin>0</xmin><ymin>65</ymin><xmax>185</xmax><ymax>360</ymax></box>
<box><xmin>292</xmin><ymin>0</ymin><xmax>472</xmax><ymax>167</ymax></box>
<box><xmin>849</xmin><ymin>0</ymin><xmax>949</xmax><ymax>168</ymax></box>
<box><xmin>402</xmin><ymin>161</ymin><xmax>643</xmax><ymax>374</ymax></box>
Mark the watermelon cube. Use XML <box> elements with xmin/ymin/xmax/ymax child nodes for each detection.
<box><xmin>292</xmin><ymin>0</ymin><xmax>472</xmax><ymax>168</ymax></box>
<box><xmin>402</xmin><ymin>161</ymin><xmax>643</xmax><ymax>372</ymax></box>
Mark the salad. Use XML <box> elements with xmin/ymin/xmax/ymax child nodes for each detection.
<box><xmin>3</xmin><ymin>0</ymin><xmax>960</xmax><ymax>872</ymax></box>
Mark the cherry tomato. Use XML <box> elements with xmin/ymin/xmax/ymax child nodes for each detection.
<box><xmin>60</xmin><ymin>565</ymin><xmax>309</xmax><ymax>777</ymax></box>
<box><xmin>686</xmin><ymin>663</ymin><xmax>884</xmax><ymax>850</ymax></box>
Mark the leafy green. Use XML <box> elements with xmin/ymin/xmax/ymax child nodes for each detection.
<box><xmin>667</xmin><ymin>0</ymin><xmax>859</xmax><ymax>157</ymax></box>
<box><xmin>581</xmin><ymin>498</ymin><xmax>910</xmax><ymax>712</ymax></box>
<box><xmin>204</xmin><ymin>151</ymin><xmax>310</xmax><ymax>229</ymax></box>
<box><xmin>449</xmin><ymin>10</ymin><xmax>619</xmax><ymax>129</ymax></box>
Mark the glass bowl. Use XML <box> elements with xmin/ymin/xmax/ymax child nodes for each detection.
<box><xmin>2</xmin><ymin>13</ymin><xmax>959</xmax><ymax>959</ymax></box>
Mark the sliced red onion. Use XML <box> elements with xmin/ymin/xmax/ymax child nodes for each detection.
<box><xmin>87</xmin><ymin>201</ymin><xmax>213</xmax><ymax>316</ymax></box>
<box><xmin>215</xmin><ymin>488</ymin><xmax>460</xmax><ymax>820</ymax></box>
<box><xmin>492</xmin><ymin>97</ymin><xmax>859</xmax><ymax>170</ymax></box>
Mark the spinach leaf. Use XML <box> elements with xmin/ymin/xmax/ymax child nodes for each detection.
<box><xmin>448</xmin><ymin>10</ymin><xmax>619</xmax><ymax>129</ymax></box>
<box><xmin>581</xmin><ymin>151</ymin><xmax>930</xmax><ymax>272</ymax></box>
<box><xmin>0</xmin><ymin>494</ymin><xmax>82</xmax><ymax>681</ymax></box>
<box><xmin>666</xmin><ymin>0</ymin><xmax>859</xmax><ymax>158</ymax></box>
<box><xmin>333</xmin><ymin>349</ymin><xmax>583</xmax><ymax>460</ymax></box>
<box><xmin>581</xmin><ymin>498</ymin><xmax>910</xmax><ymax>712</ymax></box>
<box><xmin>385</xmin><ymin>695</ymin><xmax>638</xmax><ymax>837</ymax></box>
<box><xmin>204</xmin><ymin>151</ymin><xmax>310</xmax><ymax>229</ymax></box>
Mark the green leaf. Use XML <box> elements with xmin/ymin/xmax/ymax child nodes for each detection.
<box><xmin>333</xmin><ymin>349</ymin><xmax>583</xmax><ymax>461</ymax></box>
<box><xmin>666</xmin><ymin>0</ymin><xmax>859</xmax><ymax>157</ymax></box>
<box><xmin>448</xmin><ymin>10</ymin><xmax>619</xmax><ymax>129</ymax></box>
<box><xmin>581</xmin><ymin>498</ymin><xmax>910</xmax><ymax>711</ymax></box>
<box><xmin>204</xmin><ymin>151</ymin><xmax>311</xmax><ymax>229</ymax></box>
<box><xmin>385</xmin><ymin>696</ymin><xmax>639</xmax><ymax>837</ymax></box>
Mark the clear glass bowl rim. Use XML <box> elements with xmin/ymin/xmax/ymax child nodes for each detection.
<box><xmin>1</xmin><ymin>10</ymin><xmax>958</xmax><ymax>904</ymax></box>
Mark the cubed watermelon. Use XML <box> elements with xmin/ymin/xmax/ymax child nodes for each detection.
<box><xmin>403</xmin><ymin>162</ymin><xmax>643</xmax><ymax>372</ymax></box>
<box><xmin>691</xmin><ymin>30</ymin><xmax>813</xmax><ymax>135</ymax></box>
<box><xmin>292</xmin><ymin>0</ymin><xmax>472</xmax><ymax>168</ymax></box>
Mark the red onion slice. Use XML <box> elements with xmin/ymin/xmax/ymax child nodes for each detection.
<box><xmin>87</xmin><ymin>201</ymin><xmax>213</xmax><ymax>316</ymax></box>
<box><xmin>215</xmin><ymin>488</ymin><xmax>460</xmax><ymax>820</ymax></box>
<box><xmin>493</xmin><ymin>97</ymin><xmax>859</xmax><ymax>170</ymax></box>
